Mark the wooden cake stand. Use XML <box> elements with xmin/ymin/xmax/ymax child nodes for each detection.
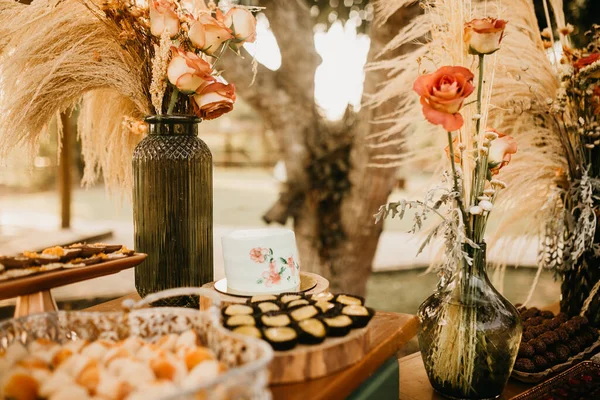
<box><xmin>200</xmin><ymin>271</ymin><xmax>329</xmax><ymax>308</ymax></box>
<box><xmin>0</xmin><ymin>254</ymin><xmax>147</xmax><ymax>317</ymax></box>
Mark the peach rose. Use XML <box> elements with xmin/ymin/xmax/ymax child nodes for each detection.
<box><xmin>487</xmin><ymin>128</ymin><xmax>518</xmax><ymax>175</ymax></box>
<box><xmin>223</xmin><ymin>7</ymin><xmax>257</xmax><ymax>46</ymax></box>
<box><xmin>167</xmin><ymin>47</ymin><xmax>214</xmax><ymax>93</ymax></box>
<box><xmin>149</xmin><ymin>0</ymin><xmax>180</xmax><ymax>38</ymax></box>
<box><xmin>413</xmin><ymin>66</ymin><xmax>475</xmax><ymax>131</ymax></box>
<box><xmin>287</xmin><ymin>256</ymin><xmax>296</xmax><ymax>274</ymax></box>
<box><xmin>192</xmin><ymin>82</ymin><xmax>236</xmax><ymax>120</ymax></box>
<box><xmin>464</xmin><ymin>18</ymin><xmax>507</xmax><ymax>55</ymax></box>
<box><xmin>189</xmin><ymin>13</ymin><xmax>234</xmax><ymax>55</ymax></box>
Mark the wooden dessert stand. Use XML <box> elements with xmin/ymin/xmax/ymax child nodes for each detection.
<box><xmin>1</xmin><ymin>254</ymin><xmax>147</xmax><ymax>317</ymax></box>
<box><xmin>200</xmin><ymin>271</ymin><xmax>329</xmax><ymax>308</ymax></box>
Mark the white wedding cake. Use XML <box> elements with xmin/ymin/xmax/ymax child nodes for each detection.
<box><xmin>222</xmin><ymin>228</ymin><xmax>301</xmax><ymax>294</ymax></box>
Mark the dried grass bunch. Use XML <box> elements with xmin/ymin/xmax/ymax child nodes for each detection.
<box><xmin>0</xmin><ymin>0</ymin><xmax>258</xmax><ymax>190</ymax></box>
<box><xmin>370</xmin><ymin>0</ymin><xmax>565</xmax><ymax>272</ymax></box>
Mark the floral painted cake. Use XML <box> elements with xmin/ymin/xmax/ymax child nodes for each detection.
<box><xmin>222</xmin><ymin>229</ymin><xmax>301</xmax><ymax>294</ymax></box>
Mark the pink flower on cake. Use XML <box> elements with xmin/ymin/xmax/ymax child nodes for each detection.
<box><xmin>413</xmin><ymin>66</ymin><xmax>474</xmax><ymax>131</ymax></box>
<box><xmin>287</xmin><ymin>257</ymin><xmax>296</xmax><ymax>275</ymax></box>
<box><xmin>249</xmin><ymin>247</ymin><xmax>269</xmax><ymax>263</ymax></box>
<box><xmin>262</xmin><ymin>261</ymin><xmax>281</xmax><ymax>287</ymax></box>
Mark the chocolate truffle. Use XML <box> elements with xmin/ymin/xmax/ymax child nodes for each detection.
<box><xmin>522</xmin><ymin>308</ymin><xmax>540</xmax><ymax>319</ymax></box>
<box><xmin>555</xmin><ymin>327</ymin><xmax>570</xmax><ymax>343</ymax></box>
<box><xmin>524</xmin><ymin>316</ymin><xmax>544</xmax><ymax>327</ymax></box>
<box><xmin>563</xmin><ymin>321</ymin><xmax>579</xmax><ymax>336</ymax></box>
<box><xmin>542</xmin><ymin>318</ymin><xmax>560</xmax><ymax>330</ymax></box>
<box><xmin>518</xmin><ymin>343</ymin><xmax>535</xmax><ymax>358</ymax></box>
<box><xmin>553</xmin><ymin>344</ymin><xmax>570</xmax><ymax>362</ymax></box>
<box><xmin>527</xmin><ymin>325</ymin><xmax>546</xmax><ymax>337</ymax></box>
<box><xmin>533</xmin><ymin>355</ymin><xmax>550</xmax><ymax>371</ymax></box>
<box><xmin>522</xmin><ymin>331</ymin><xmax>535</xmax><ymax>342</ymax></box>
<box><xmin>555</xmin><ymin>312</ymin><xmax>569</xmax><ymax>323</ymax></box>
<box><xmin>514</xmin><ymin>358</ymin><xmax>536</xmax><ymax>372</ymax></box>
<box><xmin>545</xmin><ymin>351</ymin><xmax>557</xmax><ymax>365</ymax></box>
<box><xmin>529</xmin><ymin>338</ymin><xmax>547</xmax><ymax>354</ymax></box>
<box><xmin>539</xmin><ymin>331</ymin><xmax>559</xmax><ymax>346</ymax></box>
<box><xmin>571</xmin><ymin>316</ymin><xmax>589</xmax><ymax>328</ymax></box>
<box><xmin>540</xmin><ymin>310</ymin><xmax>555</xmax><ymax>319</ymax></box>
<box><xmin>567</xmin><ymin>340</ymin><xmax>581</xmax><ymax>356</ymax></box>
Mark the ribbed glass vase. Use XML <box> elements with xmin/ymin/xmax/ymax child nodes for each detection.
<box><xmin>417</xmin><ymin>243</ymin><xmax>522</xmax><ymax>399</ymax></box>
<box><xmin>133</xmin><ymin>115</ymin><xmax>213</xmax><ymax>307</ymax></box>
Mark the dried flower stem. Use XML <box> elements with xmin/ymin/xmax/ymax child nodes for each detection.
<box><xmin>448</xmin><ymin>131</ymin><xmax>472</xmax><ymax>238</ymax></box>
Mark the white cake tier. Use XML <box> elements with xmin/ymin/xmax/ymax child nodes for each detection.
<box><xmin>222</xmin><ymin>228</ymin><xmax>301</xmax><ymax>294</ymax></box>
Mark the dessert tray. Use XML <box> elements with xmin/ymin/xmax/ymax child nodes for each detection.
<box><xmin>511</xmin><ymin>361</ymin><xmax>600</xmax><ymax>399</ymax></box>
<box><xmin>220</xmin><ymin>291</ymin><xmax>375</xmax><ymax>384</ymax></box>
<box><xmin>512</xmin><ymin>306</ymin><xmax>600</xmax><ymax>383</ymax></box>
<box><xmin>0</xmin><ymin>288</ymin><xmax>273</xmax><ymax>400</ymax></box>
<box><xmin>0</xmin><ymin>244</ymin><xmax>146</xmax><ymax>317</ymax></box>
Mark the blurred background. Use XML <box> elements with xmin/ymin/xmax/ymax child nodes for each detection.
<box><xmin>2</xmin><ymin>0</ymin><xmax>598</xmax><ymax>317</ymax></box>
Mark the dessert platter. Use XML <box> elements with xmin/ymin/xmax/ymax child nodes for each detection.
<box><xmin>512</xmin><ymin>361</ymin><xmax>600</xmax><ymax>399</ymax></box>
<box><xmin>0</xmin><ymin>288</ymin><xmax>273</xmax><ymax>400</ymax></box>
<box><xmin>512</xmin><ymin>305</ymin><xmax>600</xmax><ymax>383</ymax></box>
<box><xmin>220</xmin><ymin>291</ymin><xmax>375</xmax><ymax>384</ymax></box>
<box><xmin>0</xmin><ymin>243</ymin><xmax>146</xmax><ymax>317</ymax></box>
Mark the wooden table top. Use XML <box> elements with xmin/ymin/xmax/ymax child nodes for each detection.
<box><xmin>399</xmin><ymin>352</ymin><xmax>534</xmax><ymax>400</ymax></box>
<box><xmin>399</xmin><ymin>303</ymin><xmax>562</xmax><ymax>400</ymax></box>
<box><xmin>86</xmin><ymin>293</ymin><xmax>419</xmax><ymax>400</ymax></box>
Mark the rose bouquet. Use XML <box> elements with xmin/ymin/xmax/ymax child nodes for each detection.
<box><xmin>0</xmin><ymin>0</ymin><xmax>258</xmax><ymax>188</ymax></box>
<box><xmin>375</xmin><ymin>14</ymin><xmax>523</xmax><ymax>399</ymax></box>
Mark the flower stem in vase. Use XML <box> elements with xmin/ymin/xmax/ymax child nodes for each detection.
<box><xmin>447</xmin><ymin>131</ymin><xmax>472</xmax><ymax>238</ymax></box>
<box><xmin>167</xmin><ymin>87</ymin><xmax>179</xmax><ymax>115</ymax></box>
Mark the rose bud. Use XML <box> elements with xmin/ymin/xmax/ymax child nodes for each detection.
<box><xmin>486</xmin><ymin>128</ymin><xmax>518</xmax><ymax>175</ymax></box>
<box><xmin>464</xmin><ymin>18</ymin><xmax>508</xmax><ymax>55</ymax></box>
<box><xmin>189</xmin><ymin>13</ymin><xmax>234</xmax><ymax>55</ymax></box>
<box><xmin>167</xmin><ymin>47</ymin><xmax>214</xmax><ymax>93</ymax></box>
<box><xmin>193</xmin><ymin>82</ymin><xmax>236</xmax><ymax>120</ymax></box>
<box><xmin>150</xmin><ymin>0</ymin><xmax>180</xmax><ymax>38</ymax></box>
<box><xmin>223</xmin><ymin>7</ymin><xmax>257</xmax><ymax>46</ymax></box>
<box><xmin>413</xmin><ymin>66</ymin><xmax>475</xmax><ymax>131</ymax></box>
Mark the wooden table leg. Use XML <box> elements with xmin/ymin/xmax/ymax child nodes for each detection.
<box><xmin>14</xmin><ymin>290</ymin><xmax>58</xmax><ymax>317</ymax></box>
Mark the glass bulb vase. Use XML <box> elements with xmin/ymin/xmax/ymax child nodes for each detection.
<box><xmin>133</xmin><ymin>115</ymin><xmax>213</xmax><ymax>307</ymax></box>
<box><xmin>417</xmin><ymin>243</ymin><xmax>522</xmax><ymax>399</ymax></box>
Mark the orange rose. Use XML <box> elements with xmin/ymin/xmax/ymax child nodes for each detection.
<box><xmin>149</xmin><ymin>0</ymin><xmax>180</xmax><ymax>38</ymax></box>
<box><xmin>413</xmin><ymin>66</ymin><xmax>475</xmax><ymax>131</ymax></box>
<box><xmin>192</xmin><ymin>82</ymin><xmax>236</xmax><ymax>120</ymax></box>
<box><xmin>167</xmin><ymin>47</ymin><xmax>214</xmax><ymax>93</ymax></box>
<box><xmin>223</xmin><ymin>7</ymin><xmax>257</xmax><ymax>46</ymax></box>
<box><xmin>487</xmin><ymin>128</ymin><xmax>518</xmax><ymax>175</ymax></box>
<box><xmin>574</xmin><ymin>53</ymin><xmax>600</xmax><ymax>71</ymax></box>
<box><xmin>188</xmin><ymin>13</ymin><xmax>234</xmax><ymax>55</ymax></box>
<box><xmin>464</xmin><ymin>18</ymin><xmax>507</xmax><ymax>55</ymax></box>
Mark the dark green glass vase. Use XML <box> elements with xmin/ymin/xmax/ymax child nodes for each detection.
<box><xmin>133</xmin><ymin>115</ymin><xmax>213</xmax><ymax>307</ymax></box>
<box><xmin>417</xmin><ymin>243</ymin><xmax>522</xmax><ymax>399</ymax></box>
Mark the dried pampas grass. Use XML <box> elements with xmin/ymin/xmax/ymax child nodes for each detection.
<box><xmin>0</xmin><ymin>0</ymin><xmax>152</xmax><ymax>190</ymax></box>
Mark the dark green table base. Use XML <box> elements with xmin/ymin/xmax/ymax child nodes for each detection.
<box><xmin>348</xmin><ymin>356</ymin><xmax>399</xmax><ymax>400</ymax></box>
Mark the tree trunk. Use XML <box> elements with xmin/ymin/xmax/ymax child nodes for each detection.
<box><xmin>223</xmin><ymin>1</ymin><xmax>420</xmax><ymax>295</ymax></box>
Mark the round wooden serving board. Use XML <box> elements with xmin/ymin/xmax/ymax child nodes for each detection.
<box><xmin>269</xmin><ymin>325</ymin><xmax>370</xmax><ymax>384</ymax></box>
<box><xmin>200</xmin><ymin>272</ymin><xmax>329</xmax><ymax>308</ymax></box>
